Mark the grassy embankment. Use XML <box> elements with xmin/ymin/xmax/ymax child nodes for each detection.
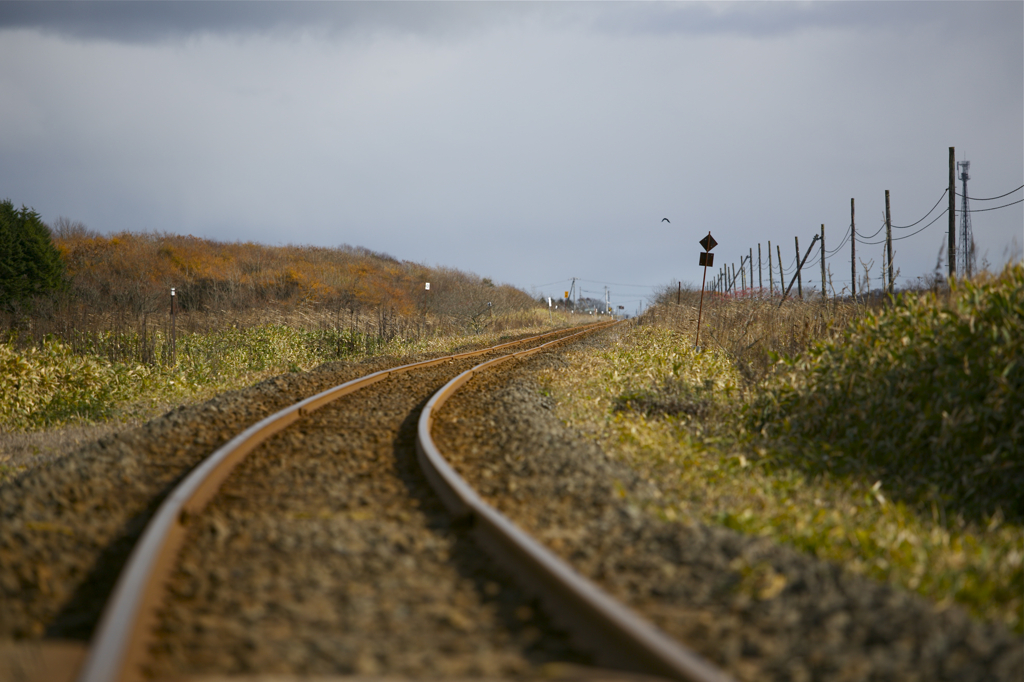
<box><xmin>1</xmin><ymin>228</ymin><xmax>572</xmax><ymax>479</ymax></box>
<box><xmin>542</xmin><ymin>264</ymin><xmax>1023</xmax><ymax>634</ymax></box>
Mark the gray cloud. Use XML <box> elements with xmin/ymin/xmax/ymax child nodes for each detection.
<box><xmin>0</xmin><ymin>1</ymin><xmax>1019</xmax><ymax>301</ymax></box>
<box><xmin>3</xmin><ymin>1</ymin><xmax>1014</xmax><ymax>44</ymax></box>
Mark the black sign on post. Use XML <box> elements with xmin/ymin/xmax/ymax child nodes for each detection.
<box><xmin>695</xmin><ymin>232</ymin><xmax>717</xmax><ymax>350</ymax></box>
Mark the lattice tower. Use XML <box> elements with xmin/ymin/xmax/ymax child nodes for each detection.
<box><xmin>958</xmin><ymin>160</ymin><xmax>975</xmax><ymax>278</ymax></box>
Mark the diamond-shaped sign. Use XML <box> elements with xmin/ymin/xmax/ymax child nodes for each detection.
<box><xmin>699</xmin><ymin>233</ymin><xmax>718</xmax><ymax>251</ymax></box>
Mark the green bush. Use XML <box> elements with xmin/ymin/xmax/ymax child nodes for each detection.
<box><xmin>749</xmin><ymin>264</ymin><xmax>1024</xmax><ymax>523</ymax></box>
<box><xmin>0</xmin><ymin>340</ymin><xmax>137</xmax><ymax>429</ymax></box>
<box><xmin>0</xmin><ymin>200</ymin><xmax>65</xmax><ymax>311</ymax></box>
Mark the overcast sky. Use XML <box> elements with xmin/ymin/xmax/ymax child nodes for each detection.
<box><xmin>1</xmin><ymin>1</ymin><xmax>1021</xmax><ymax>309</ymax></box>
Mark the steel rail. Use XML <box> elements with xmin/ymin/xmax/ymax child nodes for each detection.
<box><xmin>416</xmin><ymin>322</ymin><xmax>735</xmax><ymax>682</ymax></box>
<box><xmin>76</xmin><ymin>324</ymin><xmax>598</xmax><ymax>682</ymax></box>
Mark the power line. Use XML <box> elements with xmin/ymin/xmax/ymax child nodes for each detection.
<box><xmin>826</xmin><ymin>226</ymin><xmax>852</xmax><ymax>255</ymax></box>
<box><xmin>891</xmin><ymin>188</ymin><xmax>947</xmax><ymax>229</ymax></box>
<box><xmin>578</xmin><ymin>278</ymin><xmax>657</xmax><ymax>288</ymax></box>
<box><xmin>859</xmin><ymin>208</ymin><xmax>949</xmax><ymax>245</ymax></box>
<box><xmin>958</xmin><ymin>198</ymin><xmax>1024</xmax><ymax>213</ymax></box>
<box><xmin>856</xmin><ymin>218</ymin><xmax>887</xmax><ymax>240</ymax></box>
<box><xmin>956</xmin><ymin>184</ymin><xmax>1024</xmax><ymax>201</ymax></box>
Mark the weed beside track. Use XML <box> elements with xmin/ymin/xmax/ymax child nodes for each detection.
<box><xmin>543</xmin><ymin>265</ymin><xmax>1023</xmax><ymax>636</ymax></box>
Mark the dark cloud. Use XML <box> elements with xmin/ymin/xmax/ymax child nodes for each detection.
<box><xmin>0</xmin><ymin>1</ymin><xmax>508</xmax><ymax>43</ymax></box>
<box><xmin>3</xmin><ymin>1</ymin><xmax>1017</xmax><ymax>45</ymax></box>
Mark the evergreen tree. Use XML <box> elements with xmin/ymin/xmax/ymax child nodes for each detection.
<box><xmin>0</xmin><ymin>200</ymin><xmax>66</xmax><ymax>311</ymax></box>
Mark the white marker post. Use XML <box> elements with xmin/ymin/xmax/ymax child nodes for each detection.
<box><xmin>170</xmin><ymin>287</ymin><xmax>177</xmax><ymax>366</ymax></box>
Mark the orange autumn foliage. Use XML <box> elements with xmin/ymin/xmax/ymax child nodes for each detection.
<box><xmin>47</xmin><ymin>230</ymin><xmax>536</xmax><ymax>323</ymax></box>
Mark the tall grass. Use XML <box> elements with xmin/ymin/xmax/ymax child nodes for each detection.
<box><xmin>542</xmin><ymin>265</ymin><xmax>1023</xmax><ymax>633</ymax></box>
<box><xmin>749</xmin><ymin>264</ymin><xmax>1024</xmax><ymax>525</ymax></box>
<box><xmin>644</xmin><ymin>287</ymin><xmax>867</xmax><ymax>385</ymax></box>
<box><xmin>0</xmin><ymin>307</ymin><xmax>567</xmax><ymax>433</ymax></box>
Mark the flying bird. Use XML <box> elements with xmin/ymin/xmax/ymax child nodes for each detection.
<box><xmin>661</xmin><ymin>218</ymin><xmax>670</xmax><ymax>223</ymax></box>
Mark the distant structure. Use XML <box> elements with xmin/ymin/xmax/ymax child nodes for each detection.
<box><xmin>958</xmin><ymin>159</ymin><xmax>975</xmax><ymax>278</ymax></box>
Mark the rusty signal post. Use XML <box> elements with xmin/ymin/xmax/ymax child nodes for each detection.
<box><xmin>695</xmin><ymin>232</ymin><xmax>717</xmax><ymax>350</ymax></box>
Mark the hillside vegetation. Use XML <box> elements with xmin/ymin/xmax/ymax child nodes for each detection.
<box><xmin>0</xmin><ymin>217</ymin><xmax>557</xmax><ymax>434</ymax></box>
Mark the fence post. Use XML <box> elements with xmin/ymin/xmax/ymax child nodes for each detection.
<box><xmin>768</xmin><ymin>240</ymin><xmax>774</xmax><ymax>297</ymax></box>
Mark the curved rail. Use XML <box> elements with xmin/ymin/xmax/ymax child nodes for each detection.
<box><xmin>76</xmin><ymin>324</ymin><xmax>598</xmax><ymax>682</ymax></box>
<box><xmin>416</xmin><ymin>323</ymin><xmax>735</xmax><ymax>682</ymax></box>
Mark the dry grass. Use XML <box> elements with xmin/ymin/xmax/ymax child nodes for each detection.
<box><xmin>644</xmin><ymin>289</ymin><xmax>868</xmax><ymax>386</ymax></box>
<box><xmin>540</xmin><ymin>270</ymin><xmax>1023</xmax><ymax>634</ymax></box>
<box><xmin>0</xmin><ymin>308</ymin><xmax>580</xmax><ymax>484</ymax></box>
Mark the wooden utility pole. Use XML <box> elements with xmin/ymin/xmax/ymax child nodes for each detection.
<box><xmin>850</xmin><ymin>198</ymin><xmax>856</xmax><ymax>301</ymax></box>
<box><xmin>758</xmin><ymin>243</ymin><xmax>763</xmax><ymax>296</ymax></box>
<box><xmin>820</xmin><ymin>224</ymin><xmax>827</xmax><ymax>302</ymax></box>
<box><xmin>776</xmin><ymin>243</ymin><xmax>784</xmax><ymax>297</ymax></box>
<box><xmin>779</xmin><ymin>234</ymin><xmax>820</xmax><ymax>307</ymax></box>
<box><xmin>948</xmin><ymin>146</ymin><xmax>956</xmax><ymax>277</ymax></box>
<box><xmin>794</xmin><ymin>236</ymin><xmax>803</xmax><ymax>299</ymax></box>
<box><xmin>885</xmin><ymin>189</ymin><xmax>894</xmax><ymax>295</ymax></box>
<box><xmin>768</xmin><ymin>241</ymin><xmax>774</xmax><ymax>297</ymax></box>
<box><xmin>748</xmin><ymin>248</ymin><xmax>754</xmax><ymax>297</ymax></box>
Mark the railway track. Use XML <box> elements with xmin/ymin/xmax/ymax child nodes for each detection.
<box><xmin>69</xmin><ymin>321</ymin><xmax>730</xmax><ymax>682</ymax></box>
<box><xmin>8</xmin><ymin>320</ymin><xmax>1012</xmax><ymax>682</ymax></box>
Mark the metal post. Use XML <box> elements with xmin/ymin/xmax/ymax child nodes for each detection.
<box><xmin>885</xmin><ymin>189</ymin><xmax>894</xmax><ymax>295</ymax></box>
<box><xmin>694</xmin><ymin>232</ymin><xmax>713</xmax><ymax>349</ymax></box>
<box><xmin>768</xmin><ymin>241</ymin><xmax>774</xmax><ymax>297</ymax></box>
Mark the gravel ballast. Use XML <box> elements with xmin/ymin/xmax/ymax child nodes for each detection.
<box><xmin>145</xmin><ymin>351</ymin><xmax>593</xmax><ymax>679</ymax></box>
<box><xmin>0</xmin><ymin>330</ymin><xmax>569</xmax><ymax>646</ymax></box>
